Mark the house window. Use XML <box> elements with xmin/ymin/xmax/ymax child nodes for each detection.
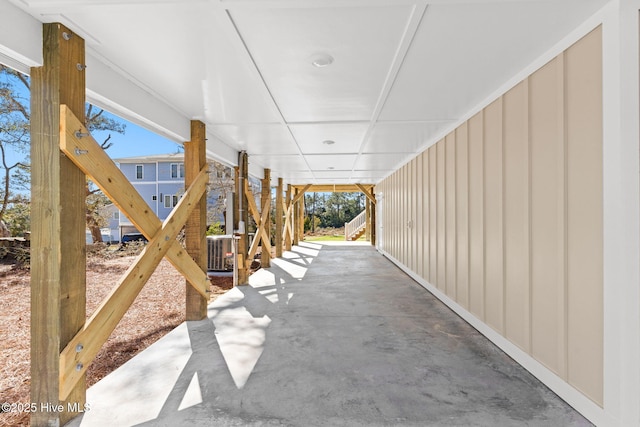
<box><xmin>113</xmin><ymin>211</ymin><xmax>119</xmax><ymax>220</ymax></box>
<box><xmin>171</xmin><ymin>163</ymin><xmax>184</xmax><ymax>179</ymax></box>
<box><xmin>135</xmin><ymin>164</ymin><xmax>143</xmax><ymax>180</ymax></box>
<box><xmin>164</xmin><ymin>194</ymin><xmax>179</xmax><ymax>208</ymax></box>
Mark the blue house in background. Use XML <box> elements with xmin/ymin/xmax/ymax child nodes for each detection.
<box><xmin>111</xmin><ymin>153</ymin><xmax>233</xmax><ymax>240</ymax></box>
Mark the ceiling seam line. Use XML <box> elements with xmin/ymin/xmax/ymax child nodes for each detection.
<box><xmin>349</xmin><ymin>3</ymin><xmax>429</xmax><ymax>183</ymax></box>
<box><xmin>225</xmin><ymin>9</ymin><xmax>317</xmax><ymax>183</ymax></box>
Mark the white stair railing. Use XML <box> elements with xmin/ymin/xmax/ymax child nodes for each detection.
<box><xmin>345</xmin><ymin>210</ymin><xmax>366</xmax><ymax>241</ymax></box>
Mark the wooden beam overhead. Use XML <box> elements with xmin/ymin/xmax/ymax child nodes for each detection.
<box><xmin>293</xmin><ymin>184</ymin><xmax>373</xmax><ymax>193</ymax></box>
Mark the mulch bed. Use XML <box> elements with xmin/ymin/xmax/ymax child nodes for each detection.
<box><xmin>0</xmin><ymin>249</ymin><xmax>234</xmax><ymax>427</ymax></box>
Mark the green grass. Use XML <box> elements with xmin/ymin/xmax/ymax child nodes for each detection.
<box><xmin>304</xmin><ymin>234</ymin><xmax>346</xmax><ymax>242</ymax></box>
<box><xmin>305</xmin><ymin>234</ymin><xmax>366</xmax><ymax>242</ymax></box>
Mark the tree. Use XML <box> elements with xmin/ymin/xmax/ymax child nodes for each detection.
<box><xmin>85</xmin><ymin>182</ymin><xmax>112</xmax><ymax>243</ymax></box>
<box><xmin>0</xmin><ymin>66</ymin><xmax>30</xmax><ymax>225</ymax></box>
<box><xmin>207</xmin><ymin>161</ymin><xmax>234</xmax><ymax>231</ymax></box>
<box><xmin>302</xmin><ymin>192</ymin><xmax>365</xmax><ymax>230</ymax></box>
<box><xmin>3</xmin><ymin>195</ymin><xmax>30</xmax><ymax>237</ymax></box>
<box><xmin>0</xmin><ymin>64</ymin><xmax>125</xmax><ymax>239</ymax></box>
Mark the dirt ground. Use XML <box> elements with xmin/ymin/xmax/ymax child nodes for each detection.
<box><xmin>0</xmin><ymin>247</ymin><xmax>234</xmax><ymax>427</ymax></box>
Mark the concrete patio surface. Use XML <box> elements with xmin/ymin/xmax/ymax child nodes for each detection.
<box><xmin>67</xmin><ymin>242</ymin><xmax>591</xmax><ymax>426</ymax></box>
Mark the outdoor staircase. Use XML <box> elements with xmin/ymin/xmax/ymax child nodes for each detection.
<box><xmin>345</xmin><ymin>210</ymin><xmax>367</xmax><ymax>241</ymax></box>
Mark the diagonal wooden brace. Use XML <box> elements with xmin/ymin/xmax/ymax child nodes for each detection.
<box><xmin>59</xmin><ymin>105</ymin><xmax>209</xmax><ymax>298</ymax></box>
<box><xmin>283</xmin><ymin>203</ymin><xmax>293</xmax><ymax>242</ymax></box>
<box><xmin>59</xmin><ymin>165</ymin><xmax>208</xmax><ymax>401</ymax></box>
<box><xmin>245</xmin><ymin>180</ymin><xmax>272</xmax><ymax>264</ymax></box>
<box><xmin>281</xmin><ymin>185</ymin><xmax>310</xmax><ymax>244</ymax></box>
<box><xmin>355</xmin><ymin>183</ymin><xmax>376</xmax><ymax>205</ymax></box>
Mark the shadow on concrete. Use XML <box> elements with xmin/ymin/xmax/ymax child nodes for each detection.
<box><xmin>68</xmin><ymin>242</ymin><xmax>591</xmax><ymax>427</ymax></box>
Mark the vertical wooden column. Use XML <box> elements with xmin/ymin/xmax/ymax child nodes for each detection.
<box><xmin>298</xmin><ymin>190</ymin><xmax>305</xmax><ymax>242</ymax></box>
<box><xmin>365</xmin><ymin>197</ymin><xmax>371</xmax><ymax>241</ymax></box>
<box><xmin>370</xmin><ymin>188</ymin><xmax>376</xmax><ymax>246</ymax></box>
<box><xmin>261</xmin><ymin>168</ymin><xmax>271</xmax><ymax>268</ymax></box>
<box><xmin>237</xmin><ymin>152</ymin><xmax>249</xmax><ymax>284</ymax></box>
<box><xmin>293</xmin><ymin>188</ymin><xmax>300</xmax><ymax>245</ymax></box>
<box><xmin>233</xmin><ymin>165</ymin><xmax>239</xmax><ymax>233</ymax></box>
<box><xmin>275</xmin><ymin>178</ymin><xmax>284</xmax><ymax>257</ymax></box>
<box><xmin>185</xmin><ymin>120</ymin><xmax>208</xmax><ymax>320</ymax></box>
<box><xmin>285</xmin><ymin>184</ymin><xmax>292</xmax><ymax>251</ymax></box>
<box><xmin>30</xmin><ymin>23</ymin><xmax>86</xmax><ymax>426</ymax></box>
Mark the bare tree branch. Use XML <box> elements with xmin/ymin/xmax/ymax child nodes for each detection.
<box><xmin>100</xmin><ymin>134</ymin><xmax>113</xmax><ymax>150</ymax></box>
<box><xmin>15</xmin><ymin>72</ymin><xmax>29</xmax><ymax>91</ymax></box>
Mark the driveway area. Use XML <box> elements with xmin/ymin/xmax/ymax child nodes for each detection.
<box><xmin>67</xmin><ymin>241</ymin><xmax>590</xmax><ymax>426</ymax></box>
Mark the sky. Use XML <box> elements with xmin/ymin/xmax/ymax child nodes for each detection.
<box><xmin>2</xmin><ymin>69</ymin><xmax>181</xmax><ymax>168</ymax></box>
<box><xmin>91</xmin><ymin>110</ymin><xmax>183</xmax><ymax>160</ymax></box>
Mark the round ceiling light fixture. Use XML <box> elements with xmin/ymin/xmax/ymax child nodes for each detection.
<box><xmin>322</xmin><ymin>140</ymin><xmax>335</xmax><ymax>145</ymax></box>
<box><xmin>311</xmin><ymin>53</ymin><xmax>334</xmax><ymax>68</ymax></box>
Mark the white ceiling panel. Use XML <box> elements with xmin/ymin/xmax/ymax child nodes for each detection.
<box><xmin>290</xmin><ymin>122</ymin><xmax>369</xmax><ymax>154</ymax></box>
<box><xmin>351</xmin><ymin>170</ymin><xmax>390</xmax><ymax>180</ymax></box>
<box><xmin>210</xmin><ymin>124</ymin><xmax>298</xmax><ymax>155</ymax></box>
<box><xmin>380</xmin><ymin>0</ymin><xmax>609</xmax><ymax>122</ymax></box>
<box><xmin>313</xmin><ymin>178</ymin><xmax>358</xmax><ymax>185</ymax></box>
<box><xmin>363</xmin><ymin>121</ymin><xmax>453</xmax><ymax>154</ymax></box>
<box><xmin>305</xmin><ymin>154</ymin><xmax>357</xmax><ymax>171</ymax></box>
<box><xmin>250</xmin><ymin>154</ymin><xmax>309</xmax><ymax>172</ymax></box>
<box><xmin>313</xmin><ymin>170</ymin><xmax>353</xmax><ymax>179</ymax></box>
<box><xmin>277</xmin><ymin>171</ymin><xmax>316</xmax><ymax>182</ymax></box>
<box><xmin>53</xmin><ymin>2</ymin><xmax>281</xmax><ymax>124</ymax></box>
<box><xmin>229</xmin><ymin>5</ymin><xmax>413</xmax><ymax>122</ymax></box>
<box><xmin>2</xmin><ymin>0</ymin><xmax>612</xmax><ymax>185</ymax></box>
<box><xmin>354</xmin><ymin>153</ymin><xmax>412</xmax><ymax>171</ymax></box>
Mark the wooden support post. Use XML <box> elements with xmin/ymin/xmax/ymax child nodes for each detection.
<box><xmin>30</xmin><ymin>23</ymin><xmax>86</xmax><ymax>426</ymax></box>
<box><xmin>237</xmin><ymin>152</ymin><xmax>249</xmax><ymax>284</ymax></box>
<box><xmin>293</xmin><ymin>188</ymin><xmax>300</xmax><ymax>245</ymax></box>
<box><xmin>365</xmin><ymin>197</ymin><xmax>371</xmax><ymax>241</ymax></box>
<box><xmin>261</xmin><ymin>169</ymin><xmax>271</xmax><ymax>267</ymax></box>
<box><xmin>298</xmin><ymin>190</ymin><xmax>305</xmax><ymax>242</ymax></box>
<box><xmin>185</xmin><ymin>120</ymin><xmax>208</xmax><ymax>320</ymax></box>
<box><xmin>284</xmin><ymin>184</ymin><xmax>293</xmax><ymax>251</ymax></box>
<box><xmin>233</xmin><ymin>166</ymin><xmax>239</xmax><ymax>229</ymax></box>
<box><xmin>370</xmin><ymin>188</ymin><xmax>376</xmax><ymax>246</ymax></box>
<box><xmin>276</xmin><ymin>178</ymin><xmax>284</xmax><ymax>258</ymax></box>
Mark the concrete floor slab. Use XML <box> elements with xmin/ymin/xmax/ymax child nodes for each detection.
<box><xmin>67</xmin><ymin>242</ymin><xmax>591</xmax><ymax>426</ymax></box>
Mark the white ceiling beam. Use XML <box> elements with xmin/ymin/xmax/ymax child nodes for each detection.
<box><xmin>13</xmin><ymin>0</ymin><xmax>206</xmax><ymax>12</ymax></box>
<box><xmin>349</xmin><ymin>2</ymin><xmax>428</xmax><ymax>180</ymax></box>
<box><xmin>86</xmin><ymin>51</ymin><xmax>190</xmax><ymax>142</ymax></box>
<box><xmin>205</xmin><ymin>134</ymin><xmax>240</xmax><ymax>168</ymax></box>
<box><xmin>18</xmin><ymin>0</ymin><xmax>561</xmax><ymax>10</ymax></box>
<box><xmin>0</xmin><ymin>0</ymin><xmax>42</xmax><ymax>73</ymax></box>
<box><xmin>218</xmin><ymin>0</ymin><xmax>558</xmax><ymax>10</ymax></box>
